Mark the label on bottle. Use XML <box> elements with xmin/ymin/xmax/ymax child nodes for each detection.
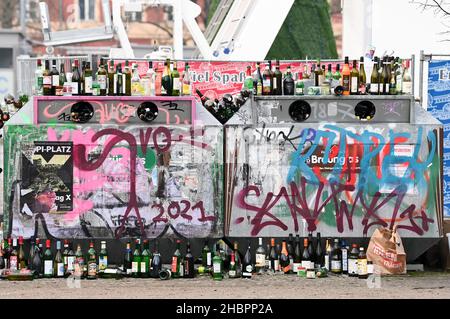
<box><xmin>171</xmin><ymin>256</ymin><xmax>178</xmax><ymax>273</ymax></box>
<box><xmin>273</xmin><ymin>78</ymin><xmax>277</xmax><ymax>90</ymax></box>
<box><xmin>37</xmin><ymin>76</ymin><xmax>43</xmax><ymax>88</ymax></box>
<box><xmin>301</xmin><ymin>260</ymin><xmax>311</xmax><ymax>269</ymax></box>
<box><xmin>74</xmin><ymin>263</ymin><xmax>83</xmax><ymax>277</ymax></box>
<box><xmin>9</xmin><ymin>256</ymin><xmax>18</xmax><ymax>270</ymax></box>
<box><xmin>173</xmin><ymin>78</ymin><xmax>181</xmax><ymax>92</ymax></box>
<box><xmin>213</xmin><ymin>262</ymin><xmax>221</xmax><ymax>274</ymax></box>
<box><xmin>324</xmin><ymin>255</ymin><xmax>330</xmax><ymax>270</ymax></box>
<box><xmin>52</xmin><ymin>75</ymin><xmax>60</xmax><ymax>87</ymax></box>
<box><xmin>99</xmin><ymin>256</ymin><xmax>108</xmax><ymax>270</ymax></box>
<box><xmin>293</xmin><ymin>263</ymin><xmax>301</xmax><ymax>273</ymax></box>
<box><xmin>295</xmin><ymin>86</ymin><xmax>304</xmax><ymax>95</ymax></box>
<box><xmin>98</xmin><ymin>74</ymin><xmax>107</xmax><ymax>90</ymax></box>
<box><xmin>122</xmin><ymin>74</ymin><xmax>126</xmax><ymax>93</ymax></box>
<box><xmin>265</xmin><ymin>259</ymin><xmax>271</xmax><ymax>270</ymax></box>
<box><xmin>359</xmin><ymin>83</ymin><xmax>366</xmax><ymax>94</ymax></box>
<box><xmin>88</xmin><ymin>262</ymin><xmax>97</xmax><ymax>277</ymax></box>
<box><xmin>44</xmin><ymin>260</ymin><xmax>53</xmax><ymax>275</ymax></box>
<box><xmin>84</xmin><ymin>76</ymin><xmax>93</xmax><ymax>94</ymax></box>
<box><xmin>57</xmin><ymin>262</ymin><xmax>65</xmax><ymax>277</ymax></box>
<box><xmin>284</xmin><ymin>82</ymin><xmax>295</xmax><ymax>95</ymax></box>
<box><xmin>358</xmin><ymin>259</ymin><xmax>368</xmax><ymax>276</ymax></box>
<box><xmin>43</xmin><ymin>76</ymin><xmax>52</xmax><ymax>86</ymax></box>
<box><xmin>385</xmin><ymin>83</ymin><xmax>390</xmax><ymax>94</ymax></box>
<box><xmin>306</xmin><ymin>269</ymin><xmax>316</xmax><ymax>279</ymax></box>
<box><xmin>331</xmin><ymin>260</ymin><xmax>342</xmax><ymax>272</ymax></box>
<box><xmin>140</xmin><ymin>262</ymin><xmax>147</xmax><ymax>273</ymax></box>
<box><xmin>396</xmin><ymin>75</ymin><xmax>403</xmax><ymax>93</ymax></box>
<box><xmin>255</xmin><ymin>254</ymin><xmax>265</xmax><ymax>267</ymax></box>
<box><xmin>179</xmin><ymin>263</ymin><xmax>184</xmax><ymax>277</ymax></box>
<box><xmin>113</xmin><ymin>74</ymin><xmax>118</xmax><ymax>94</ymax></box>
<box><xmin>257</xmin><ymin>83</ymin><xmax>262</xmax><ymax>95</ymax></box>
<box><xmin>229</xmin><ymin>270</ymin><xmax>236</xmax><ymax>277</ymax></box>
<box><xmin>342</xmin><ymin>249</ymin><xmax>348</xmax><ymax>272</ymax></box>
<box><xmin>207</xmin><ymin>252</ymin><xmax>212</xmax><ymax>267</ymax></box>
<box><xmin>370</xmin><ymin>83</ymin><xmax>379</xmax><ymax>94</ymax></box>
<box><xmin>351</xmin><ymin>77</ymin><xmax>358</xmax><ymax>93</ymax></box>
<box><xmin>273</xmin><ymin>260</ymin><xmax>280</xmax><ymax>272</ymax></box>
<box><xmin>67</xmin><ymin>256</ymin><xmax>75</xmax><ymax>271</ymax></box>
<box><xmin>367</xmin><ymin>263</ymin><xmax>374</xmax><ymax>275</ymax></box>
<box><xmin>343</xmin><ymin>76</ymin><xmax>350</xmax><ymax>91</ymax></box>
<box><xmin>318</xmin><ymin>74</ymin><xmax>325</xmax><ymax>86</ymax></box>
<box><xmin>126</xmin><ymin>268</ymin><xmax>133</xmax><ymax>275</ymax></box>
<box><xmin>263</xmin><ymin>79</ymin><xmax>271</xmax><ymax>93</ymax></box>
<box><xmin>182</xmin><ymin>83</ymin><xmax>191</xmax><ymax>96</ymax></box>
<box><xmin>245</xmin><ymin>264</ymin><xmax>253</xmax><ymax>273</ymax></box>
<box><xmin>402</xmin><ymin>82</ymin><xmax>412</xmax><ymax>94</ymax></box>
<box><xmin>131</xmin><ymin>261</ymin><xmax>139</xmax><ymax>273</ymax></box>
<box><xmin>348</xmin><ymin>259</ymin><xmax>358</xmax><ymax>275</ymax></box>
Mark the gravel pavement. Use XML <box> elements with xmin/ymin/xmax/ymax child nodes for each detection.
<box><xmin>0</xmin><ymin>271</ymin><xmax>450</xmax><ymax>299</ymax></box>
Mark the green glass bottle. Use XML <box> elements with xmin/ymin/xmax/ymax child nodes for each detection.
<box><xmin>124</xmin><ymin>60</ymin><xmax>132</xmax><ymax>96</ymax></box>
<box><xmin>87</xmin><ymin>241</ymin><xmax>97</xmax><ymax>280</ymax></box>
<box><xmin>140</xmin><ymin>239</ymin><xmax>151</xmax><ymax>278</ymax></box>
<box><xmin>212</xmin><ymin>243</ymin><xmax>223</xmax><ymax>281</ymax></box>
<box><xmin>132</xmin><ymin>239</ymin><xmax>142</xmax><ymax>278</ymax></box>
<box><xmin>228</xmin><ymin>251</ymin><xmax>238</xmax><ymax>278</ymax></box>
<box><xmin>124</xmin><ymin>241</ymin><xmax>133</xmax><ymax>276</ymax></box>
<box><xmin>244</xmin><ymin>66</ymin><xmax>254</xmax><ymax>91</ymax></box>
<box><xmin>162</xmin><ymin>58</ymin><xmax>173</xmax><ymax>96</ymax></box>
<box><xmin>43</xmin><ymin>240</ymin><xmax>54</xmax><ymax>278</ymax></box>
<box><xmin>54</xmin><ymin>240</ymin><xmax>65</xmax><ymax>278</ymax></box>
<box><xmin>171</xmin><ymin>239</ymin><xmax>182</xmax><ymax>278</ymax></box>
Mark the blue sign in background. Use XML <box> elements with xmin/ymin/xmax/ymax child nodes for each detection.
<box><xmin>427</xmin><ymin>60</ymin><xmax>450</xmax><ymax>217</ymax></box>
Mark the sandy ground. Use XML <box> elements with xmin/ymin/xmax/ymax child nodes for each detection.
<box><xmin>0</xmin><ymin>271</ymin><xmax>450</xmax><ymax>299</ymax></box>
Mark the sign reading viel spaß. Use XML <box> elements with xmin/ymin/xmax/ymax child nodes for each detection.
<box><xmin>427</xmin><ymin>59</ymin><xmax>450</xmax><ymax>217</ymax></box>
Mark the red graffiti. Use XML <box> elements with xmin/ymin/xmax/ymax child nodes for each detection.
<box><xmin>235</xmin><ymin>177</ymin><xmax>434</xmax><ymax>236</ymax></box>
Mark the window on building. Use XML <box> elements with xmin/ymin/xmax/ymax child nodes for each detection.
<box><xmin>79</xmin><ymin>0</ymin><xmax>95</xmax><ymax>21</ymax></box>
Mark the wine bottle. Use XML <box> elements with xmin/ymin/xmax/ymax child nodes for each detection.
<box><xmin>358</xmin><ymin>246</ymin><xmax>368</xmax><ymax>279</ymax></box>
<box><xmin>67</xmin><ymin>242</ymin><xmax>75</xmax><ymax>276</ymax></box>
<box><xmin>32</xmin><ymin>238</ymin><xmax>43</xmax><ymax>278</ymax></box>
<box><xmin>43</xmin><ymin>60</ymin><xmax>52</xmax><ymax>96</ymax></box>
<box><xmin>242</xmin><ymin>241</ymin><xmax>253</xmax><ymax>278</ymax></box>
<box><xmin>171</xmin><ymin>61</ymin><xmax>181</xmax><ymax>96</ymax></box>
<box><xmin>350</xmin><ymin>59</ymin><xmax>359</xmax><ymax>95</ymax></box>
<box><xmin>132</xmin><ymin>239</ymin><xmax>142</xmax><ymax>278</ymax></box>
<box><xmin>54</xmin><ymin>241</ymin><xmax>65</xmax><ymax>278</ymax></box>
<box><xmin>124</xmin><ymin>241</ymin><xmax>133</xmax><ymax>276</ymax></box>
<box><xmin>370</xmin><ymin>56</ymin><xmax>380</xmax><ymax>95</ymax></box>
<box><xmin>315</xmin><ymin>233</ymin><xmax>324</xmax><ymax>269</ymax></box>
<box><xmin>341</xmin><ymin>240</ymin><xmax>349</xmax><ymax>275</ymax></box>
<box><xmin>348</xmin><ymin>244</ymin><xmax>359</xmax><ymax>277</ymax></box>
<box><xmin>324</xmin><ymin>238</ymin><xmax>332</xmax><ymax>271</ymax></box>
<box><xmin>182</xmin><ymin>62</ymin><xmax>192</xmax><ymax>96</ymax></box>
<box><xmin>389</xmin><ymin>69</ymin><xmax>397</xmax><ymax>95</ymax></box>
<box><xmin>233</xmin><ymin>241</ymin><xmax>242</xmax><ymax>277</ymax></box>
<box><xmin>315</xmin><ymin>59</ymin><xmax>325</xmax><ymax>86</ymax></box>
<box><xmin>50</xmin><ymin>60</ymin><xmax>60</xmax><ymax>96</ymax></box>
<box><xmin>262</xmin><ymin>62</ymin><xmax>272</xmax><ymax>95</ymax></box>
<box><xmin>280</xmin><ymin>240</ymin><xmax>291</xmax><ymax>274</ymax></box>
<box><xmin>43</xmin><ymin>239</ymin><xmax>54</xmax><ymax>278</ymax></box>
<box><xmin>255</xmin><ymin>238</ymin><xmax>266</xmax><ymax>274</ymax></box>
<box><xmin>358</xmin><ymin>57</ymin><xmax>366</xmax><ymax>94</ymax></box>
<box><xmin>141</xmin><ymin>240</ymin><xmax>151</xmax><ymax>278</ymax></box>
<box><xmin>150</xmin><ymin>241</ymin><xmax>162</xmax><ymax>278</ymax></box>
<box><xmin>402</xmin><ymin>60</ymin><xmax>412</xmax><ymax>94</ymax></box>
<box><xmin>0</xmin><ymin>242</ymin><xmax>5</xmax><ymax>270</ymax></box>
<box><xmin>59</xmin><ymin>62</ymin><xmax>67</xmax><ymax>87</ymax></box>
<box><xmin>124</xmin><ymin>60</ymin><xmax>132</xmax><ymax>96</ymax></box>
<box><xmin>18</xmin><ymin>236</ymin><xmax>26</xmax><ymax>270</ymax></box>
<box><xmin>273</xmin><ymin>60</ymin><xmax>282</xmax><ymax>95</ymax></box>
<box><xmin>264</xmin><ymin>243</ymin><xmax>271</xmax><ymax>272</ymax></box>
<box><xmin>201</xmin><ymin>239</ymin><xmax>212</xmax><ymax>269</ymax></box>
<box><xmin>97</xmin><ymin>241</ymin><xmax>107</xmax><ymax>272</ymax></box>
<box><xmin>287</xmin><ymin>234</ymin><xmax>294</xmax><ymax>273</ymax></box>
<box><xmin>35</xmin><ymin>59</ymin><xmax>44</xmax><ymax>95</ymax></box>
<box><xmin>86</xmin><ymin>241</ymin><xmax>97</xmax><ymax>280</ymax></box>
<box><xmin>283</xmin><ymin>66</ymin><xmax>295</xmax><ymax>95</ymax></box>
<box><xmin>269</xmin><ymin>238</ymin><xmax>278</xmax><ymax>273</ymax></box>
<box><xmin>162</xmin><ymin>58</ymin><xmax>172</xmax><ymax>96</ymax></box>
<box><xmin>395</xmin><ymin>58</ymin><xmax>404</xmax><ymax>94</ymax></box>
<box><xmin>115</xmin><ymin>64</ymin><xmax>123</xmax><ymax>96</ymax></box>
<box><xmin>293</xmin><ymin>235</ymin><xmax>301</xmax><ymax>273</ymax></box>
<box><xmin>326</xmin><ymin>64</ymin><xmax>333</xmax><ymax>82</ymax></box>
<box><xmin>28</xmin><ymin>237</ymin><xmax>36</xmax><ymax>271</ymax></box>
<box><xmin>330</xmin><ymin>238</ymin><xmax>342</xmax><ymax>275</ymax></box>
<box><xmin>70</xmin><ymin>59</ymin><xmax>81</xmax><ymax>96</ymax></box>
<box><xmin>97</xmin><ymin>61</ymin><xmax>108</xmax><ymax>96</ymax></box>
<box><xmin>183</xmin><ymin>241</ymin><xmax>195</xmax><ymax>278</ymax></box>
<box><xmin>171</xmin><ymin>239</ymin><xmax>182</xmax><ymax>279</ymax></box>
<box><xmin>83</xmin><ymin>62</ymin><xmax>93</xmax><ymax>95</ymax></box>
<box><xmin>228</xmin><ymin>251</ymin><xmax>238</xmax><ymax>278</ymax></box>
<box><xmin>333</xmin><ymin>63</ymin><xmax>341</xmax><ymax>84</ymax></box>
<box><xmin>254</xmin><ymin>62</ymin><xmax>264</xmax><ymax>95</ymax></box>
<box><xmin>307</xmin><ymin>232</ymin><xmax>315</xmax><ymax>267</ymax></box>
<box><xmin>9</xmin><ymin>238</ymin><xmax>18</xmax><ymax>271</ymax></box>
<box><xmin>276</xmin><ymin>244</ymin><xmax>282</xmax><ymax>272</ymax></box>
<box><xmin>108</xmin><ymin>60</ymin><xmax>115</xmax><ymax>96</ymax></box>
<box><xmin>144</xmin><ymin>61</ymin><xmax>156</xmax><ymax>96</ymax></box>
<box><xmin>301</xmin><ymin>238</ymin><xmax>311</xmax><ymax>270</ymax></box>
<box><xmin>342</xmin><ymin>57</ymin><xmax>350</xmax><ymax>95</ymax></box>
<box><xmin>381</xmin><ymin>56</ymin><xmax>389</xmax><ymax>94</ymax></box>
<box><xmin>212</xmin><ymin>243</ymin><xmax>223</xmax><ymax>280</ymax></box>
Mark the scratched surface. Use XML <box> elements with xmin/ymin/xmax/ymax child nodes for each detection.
<box><xmin>4</xmin><ymin>125</ymin><xmax>223</xmax><ymax>239</ymax></box>
<box><xmin>225</xmin><ymin>123</ymin><xmax>443</xmax><ymax>238</ymax></box>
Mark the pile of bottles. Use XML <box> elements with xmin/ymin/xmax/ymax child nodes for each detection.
<box><xmin>0</xmin><ymin>232</ymin><xmax>372</xmax><ymax>281</ymax></box>
<box><xmin>247</xmin><ymin>56</ymin><xmax>412</xmax><ymax>97</ymax></box>
<box><xmin>34</xmin><ymin>58</ymin><xmax>193</xmax><ymax>98</ymax></box>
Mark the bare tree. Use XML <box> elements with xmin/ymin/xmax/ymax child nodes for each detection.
<box><xmin>411</xmin><ymin>0</ymin><xmax>450</xmax><ymax>40</ymax></box>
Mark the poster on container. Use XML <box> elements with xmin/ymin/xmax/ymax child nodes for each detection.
<box><xmin>427</xmin><ymin>59</ymin><xmax>450</xmax><ymax>217</ymax></box>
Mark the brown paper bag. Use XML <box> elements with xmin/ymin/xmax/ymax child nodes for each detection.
<box><xmin>367</xmin><ymin>226</ymin><xmax>406</xmax><ymax>275</ymax></box>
